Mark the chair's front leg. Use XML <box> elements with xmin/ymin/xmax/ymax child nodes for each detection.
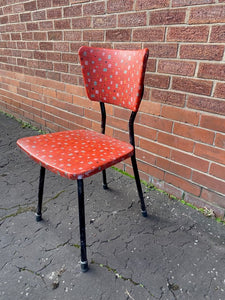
<box><xmin>102</xmin><ymin>169</ymin><xmax>108</xmax><ymax>189</ymax></box>
<box><xmin>36</xmin><ymin>166</ymin><xmax>45</xmax><ymax>222</ymax></box>
<box><xmin>77</xmin><ymin>179</ymin><xmax>89</xmax><ymax>272</ymax></box>
<box><xmin>131</xmin><ymin>155</ymin><xmax>147</xmax><ymax>217</ymax></box>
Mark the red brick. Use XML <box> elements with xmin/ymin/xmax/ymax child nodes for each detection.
<box><xmin>173</xmin><ymin>123</ymin><xmax>215</xmax><ymax>144</ymax></box>
<box><xmin>161</xmin><ymin>106</ymin><xmax>200</xmax><ymax>125</ymax></box>
<box><xmin>107</xmin><ymin>0</ymin><xmax>134</xmax><ymax>13</ymax></box>
<box><xmin>54</xmin><ymin>42</ymin><xmax>69</xmax><ymax>52</ymax></box>
<box><xmin>158</xmin><ymin>59</ymin><xmax>196</xmax><ymax>76</ymax></box>
<box><xmin>145</xmin><ymin>74</ymin><xmax>170</xmax><ymax>89</ymax></box>
<box><xmin>172</xmin><ymin>77</ymin><xmax>212</xmax><ymax>96</ymax></box>
<box><xmin>24</xmin><ymin>1</ymin><xmax>37</xmax><ymax>11</ymax></box>
<box><xmin>33</xmin><ymin>10</ymin><xmax>46</xmax><ymax>21</ymax></box>
<box><xmin>172</xmin><ymin>0</ymin><xmax>214</xmax><ymax>7</ymax></box>
<box><xmin>62</xmin><ymin>53</ymin><xmax>77</xmax><ymax>63</ymax></box>
<box><xmin>47</xmin><ymin>8</ymin><xmax>62</xmax><ymax>19</ymax></box>
<box><xmin>55</xmin><ymin>19</ymin><xmax>71</xmax><ymax>30</ymax></box>
<box><xmin>106</xmin><ymin>29</ymin><xmax>131</xmax><ymax>42</ymax></box>
<box><xmin>150</xmin><ymin>9</ymin><xmax>186</xmax><ymax>25</ymax></box>
<box><xmin>39</xmin><ymin>42</ymin><xmax>53</xmax><ymax>51</ymax></box>
<box><xmin>184</xmin><ymin>193</ymin><xmax>224</xmax><ymax>219</ymax></box>
<box><xmin>34</xmin><ymin>51</ymin><xmax>46</xmax><ymax>60</ymax></box>
<box><xmin>144</xmin><ymin>43</ymin><xmax>178</xmax><ymax>58</ymax></box>
<box><xmin>201</xmin><ymin>189</ymin><xmax>225</xmax><ymax>210</ymax></box>
<box><xmin>37</xmin><ymin>0</ymin><xmax>52</xmax><ymax>9</ymax></box>
<box><xmin>189</xmin><ymin>5</ymin><xmax>225</xmax><ymax>24</ymax></box>
<box><xmin>33</xmin><ymin>32</ymin><xmax>46</xmax><ymax>41</ymax></box>
<box><xmin>193</xmin><ymin>171</ymin><xmax>225</xmax><ymax>195</ymax></box>
<box><xmin>0</xmin><ymin>16</ymin><xmax>8</xmax><ymax>24</ymax></box>
<box><xmin>140</xmin><ymin>113</ymin><xmax>173</xmax><ymax>132</ymax></box>
<box><xmin>139</xmin><ymin>100</ymin><xmax>161</xmax><ymax>115</ymax></box>
<box><xmin>64</xmin><ymin>31</ymin><xmax>82</xmax><ymax>41</ymax></box>
<box><xmin>171</xmin><ymin>149</ymin><xmax>209</xmax><ymax>173</ymax></box>
<box><xmin>187</xmin><ymin>95</ymin><xmax>225</xmax><ymax>116</ymax></box>
<box><xmin>157</xmin><ymin>157</ymin><xmax>191</xmax><ymax>179</ymax></box>
<box><xmin>136</xmin><ymin>148</ymin><xmax>156</xmax><ymax>165</ymax></box>
<box><xmin>54</xmin><ymin>62</ymin><xmax>68</xmax><ymax>73</ymax></box>
<box><xmin>93</xmin><ymin>15</ymin><xmax>116</xmax><ymax>29</ymax></box>
<box><xmin>140</xmin><ymin>138</ymin><xmax>171</xmax><ymax>158</ymax></box>
<box><xmin>210</xmin><ymin>25</ymin><xmax>225</xmax><ymax>42</ymax></box>
<box><xmin>200</xmin><ymin>114</ymin><xmax>225</xmax><ymax>133</ymax></box>
<box><xmin>53</xmin><ymin>0</ymin><xmax>69</xmax><ymax>6</ymax></box>
<box><xmin>47</xmin><ymin>52</ymin><xmax>61</xmax><ymax>61</ymax></box>
<box><xmin>64</xmin><ymin>5</ymin><xmax>81</xmax><ymax>17</ymax></box>
<box><xmin>83</xmin><ymin>30</ymin><xmax>104</xmax><ymax>41</ymax></box>
<box><xmin>27</xmin><ymin>22</ymin><xmax>39</xmax><ymax>31</ymax></box>
<box><xmin>9</xmin><ymin>14</ymin><xmax>19</xmax><ymax>23</ymax></box>
<box><xmin>136</xmin><ymin>0</ymin><xmax>169</xmax><ymax>10</ymax></box>
<box><xmin>146</xmin><ymin>59</ymin><xmax>157</xmax><ymax>72</ymax></box>
<box><xmin>38</xmin><ymin>61</ymin><xmax>53</xmax><ymax>70</ymax></box>
<box><xmin>48</xmin><ymin>31</ymin><xmax>62</xmax><ymax>41</ymax></box>
<box><xmin>151</xmin><ymin>89</ymin><xmax>185</xmax><ymax>107</ymax></box>
<box><xmin>215</xmin><ymin>133</ymin><xmax>225</xmax><ymax>149</ymax></box>
<box><xmin>11</xmin><ymin>33</ymin><xmax>21</xmax><ymax>40</ymax></box>
<box><xmin>214</xmin><ymin>82</ymin><xmax>225</xmax><ymax>99</ymax></box>
<box><xmin>180</xmin><ymin>44</ymin><xmax>224</xmax><ymax>61</ymax></box>
<box><xmin>83</xmin><ymin>1</ymin><xmax>105</xmax><ymax>16</ymax></box>
<box><xmin>72</xmin><ymin>17</ymin><xmax>91</xmax><ymax>29</ymax></box>
<box><xmin>39</xmin><ymin>21</ymin><xmax>54</xmax><ymax>31</ymax></box>
<box><xmin>210</xmin><ymin>163</ymin><xmax>225</xmax><ymax>181</ymax></box>
<box><xmin>135</xmin><ymin>123</ymin><xmax>158</xmax><ymax>140</ymax></box>
<box><xmin>167</xmin><ymin>26</ymin><xmax>209</xmax><ymax>42</ymax></box>
<box><xmin>198</xmin><ymin>62</ymin><xmax>225</xmax><ymax>81</ymax></box>
<box><xmin>165</xmin><ymin>173</ymin><xmax>201</xmax><ymax>196</ymax></box>
<box><xmin>118</xmin><ymin>12</ymin><xmax>146</xmax><ymax>27</ymax></box>
<box><xmin>133</xmin><ymin>27</ymin><xmax>165</xmax><ymax>42</ymax></box>
<box><xmin>139</xmin><ymin>161</ymin><xmax>165</xmax><ymax>180</ymax></box>
<box><xmin>158</xmin><ymin>132</ymin><xmax>194</xmax><ymax>152</ymax></box>
<box><xmin>195</xmin><ymin>143</ymin><xmax>225</xmax><ymax>165</ymax></box>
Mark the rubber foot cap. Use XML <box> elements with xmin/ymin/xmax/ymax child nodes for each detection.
<box><xmin>81</xmin><ymin>261</ymin><xmax>89</xmax><ymax>273</ymax></box>
<box><xmin>35</xmin><ymin>214</ymin><xmax>42</xmax><ymax>222</ymax></box>
<box><xmin>142</xmin><ymin>210</ymin><xmax>147</xmax><ymax>217</ymax></box>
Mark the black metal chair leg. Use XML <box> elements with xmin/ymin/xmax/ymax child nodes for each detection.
<box><xmin>102</xmin><ymin>170</ymin><xmax>108</xmax><ymax>189</ymax></box>
<box><xmin>131</xmin><ymin>155</ymin><xmax>147</xmax><ymax>217</ymax></box>
<box><xmin>36</xmin><ymin>166</ymin><xmax>45</xmax><ymax>222</ymax></box>
<box><xmin>77</xmin><ymin>179</ymin><xmax>88</xmax><ymax>272</ymax></box>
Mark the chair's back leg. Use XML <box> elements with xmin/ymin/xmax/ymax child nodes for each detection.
<box><xmin>102</xmin><ymin>169</ymin><xmax>108</xmax><ymax>189</ymax></box>
<box><xmin>36</xmin><ymin>166</ymin><xmax>46</xmax><ymax>222</ymax></box>
<box><xmin>131</xmin><ymin>155</ymin><xmax>147</xmax><ymax>217</ymax></box>
<box><xmin>77</xmin><ymin>179</ymin><xmax>89</xmax><ymax>272</ymax></box>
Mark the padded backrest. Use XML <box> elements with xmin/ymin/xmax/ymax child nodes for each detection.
<box><xmin>79</xmin><ymin>46</ymin><xmax>149</xmax><ymax>112</ymax></box>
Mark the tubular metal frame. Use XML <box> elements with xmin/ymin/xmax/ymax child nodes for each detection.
<box><xmin>35</xmin><ymin>101</ymin><xmax>147</xmax><ymax>272</ymax></box>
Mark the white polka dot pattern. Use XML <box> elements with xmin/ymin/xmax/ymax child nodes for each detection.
<box><xmin>79</xmin><ymin>46</ymin><xmax>149</xmax><ymax>112</ymax></box>
<box><xmin>17</xmin><ymin>130</ymin><xmax>134</xmax><ymax>180</ymax></box>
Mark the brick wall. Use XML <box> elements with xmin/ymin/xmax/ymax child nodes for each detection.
<box><xmin>0</xmin><ymin>0</ymin><xmax>225</xmax><ymax>217</ymax></box>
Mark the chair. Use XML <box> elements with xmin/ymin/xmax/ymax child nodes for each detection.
<box><xmin>17</xmin><ymin>46</ymin><xmax>149</xmax><ymax>272</ymax></box>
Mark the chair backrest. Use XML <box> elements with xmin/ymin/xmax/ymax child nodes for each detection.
<box><xmin>79</xmin><ymin>46</ymin><xmax>149</xmax><ymax>112</ymax></box>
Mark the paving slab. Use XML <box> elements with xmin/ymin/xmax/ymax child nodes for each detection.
<box><xmin>1</xmin><ymin>111</ymin><xmax>225</xmax><ymax>300</ymax></box>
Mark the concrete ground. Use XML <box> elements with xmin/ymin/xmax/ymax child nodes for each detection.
<box><xmin>1</xmin><ymin>111</ymin><xmax>225</xmax><ymax>300</ymax></box>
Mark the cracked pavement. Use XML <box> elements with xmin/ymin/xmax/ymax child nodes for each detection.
<box><xmin>1</xmin><ymin>111</ymin><xmax>225</xmax><ymax>300</ymax></box>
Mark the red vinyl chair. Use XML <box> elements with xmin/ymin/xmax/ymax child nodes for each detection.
<box><xmin>17</xmin><ymin>46</ymin><xmax>149</xmax><ymax>272</ymax></box>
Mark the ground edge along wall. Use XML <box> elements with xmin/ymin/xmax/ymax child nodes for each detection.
<box><xmin>0</xmin><ymin>0</ymin><xmax>225</xmax><ymax>217</ymax></box>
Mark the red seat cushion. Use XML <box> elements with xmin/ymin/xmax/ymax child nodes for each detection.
<box><xmin>17</xmin><ymin>130</ymin><xmax>134</xmax><ymax>180</ymax></box>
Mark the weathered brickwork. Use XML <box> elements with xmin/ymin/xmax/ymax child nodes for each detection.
<box><xmin>0</xmin><ymin>0</ymin><xmax>225</xmax><ymax>217</ymax></box>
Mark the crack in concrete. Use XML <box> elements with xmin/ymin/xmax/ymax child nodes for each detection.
<box><xmin>0</xmin><ymin>190</ymin><xmax>65</xmax><ymax>222</ymax></box>
<box><xmin>167</xmin><ymin>278</ymin><xmax>179</xmax><ymax>300</ymax></box>
<box><xmin>91</xmin><ymin>260</ymin><xmax>158</xmax><ymax>299</ymax></box>
<box><xmin>15</xmin><ymin>266</ymin><xmax>46</xmax><ymax>286</ymax></box>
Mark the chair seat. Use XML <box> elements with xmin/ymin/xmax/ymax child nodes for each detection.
<box><xmin>17</xmin><ymin>130</ymin><xmax>134</xmax><ymax>180</ymax></box>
